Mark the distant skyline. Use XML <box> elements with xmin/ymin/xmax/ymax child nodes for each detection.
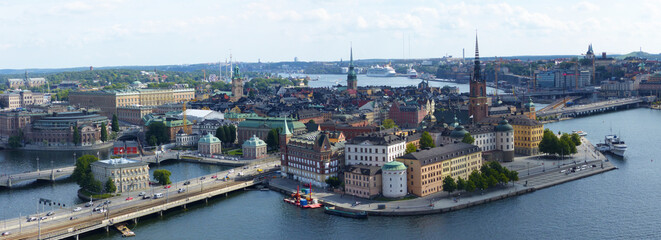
<box><xmin>1</xmin><ymin>0</ymin><xmax>660</xmax><ymax>69</ymax></box>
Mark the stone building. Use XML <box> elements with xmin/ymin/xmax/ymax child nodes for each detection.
<box><xmin>242</xmin><ymin>135</ymin><xmax>267</xmax><ymax>159</ymax></box>
<box><xmin>117</xmin><ymin>105</ymin><xmax>154</xmax><ymax>125</ymax></box>
<box><xmin>281</xmin><ymin>131</ymin><xmax>344</xmax><ymax>187</ymax></box>
<box><xmin>91</xmin><ymin>158</ymin><xmax>150</xmax><ymax>193</ymax></box>
<box><xmin>343</xmin><ymin>165</ymin><xmax>382</xmax><ymax>199</ymax></box>
<box><xmin>7</xmin><ymin>72</ymin><xmax>47</xmax><ymax>89</ymax></box>
<box><xmin>69</xmin><ymin>88</ymin><xmax>194</xmax><ymax>118</ymax></box>
<box><xmin>230</xmin><ymin>66</ymin><xmax>244</xmax><ymax>102</ymax></box>
<box><xmin>198</xmin><ymin>133</ymin><xmax>221</xmax><ymax>155</ymax></box>
<box><xmin>381</xmin><ymin>161</ymin><xmax>407</xmax><ymax>198</ymax></box>
<box><xmin>237</xmin><ymin>117</ymin><xmax>306</xmax><ymax>144</ymax></box>
<box><xmin>344</xmin><ymin>130</ymin><xmax>406</xmax><ymax>167</ymax></box>
<box><xmin>0</xmin><ymin>90</ymin><xmax>49</xmax><ymax>110</ymax></box>
<box><xmin>397</xmin><ymin>142</ymin><xmax>482</xmax><ymax>197</ymax></box>
<box><xmin>26</xmin><ymin>111</ymin><xmax>109</xmax><ymax>146</ymax></box>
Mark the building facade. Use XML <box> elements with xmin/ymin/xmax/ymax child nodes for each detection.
<box><xmin>242</xmin><ymin>135</ymin><xmax>267</xmax><ymax>159</ymax></box>
<box><xmin>281</xmin><ymin>131</ymin><xmax>344</xmax><ymax>187</ymax></box>
<box><xmin>198</xmin><ymin>133</ymin><xmax>221</xmax><ymax>155</ymax></box>
<box><xmin>117</xmin><ymin>106</ymin><xmax>154</xmax><ymax>125</ymax></box>
<box><xmin>26</xmin><ymin>111</ymin><xmax>109</xmax><ymax>146</ymax></box>
<box><xmin>237</xmin><ymin>117</ymin><xmax>306</xmax><ymax>144</ymax></box>
<box><xmin>345</xmin><ymin>131</ymin><xmax>406</xmax><ymax>167</ymax></box>
<box><xmin>397</xmin><ymin>143</ymin><xmax>482</xmax><ymax>197</ymax></box>
<box><xmin>91</xmin><ymin>158</ymin><xmax>150</xmax><ymax>193</ymax></box>
<box><xmin>343</xmin><ymin>165</ymin><xmax>382</xmax><ymax>199</ymax></box>
<box><xmin>469</xmin><ymin>37</ymin><xmax>489</xmax><ymax>123</ymax></box>
<box><xmin>381</xmin><ymin>161</ymin><xmax>407</xmax><ymax>198</ymax></box>
<box><xmin>69</xmin><ymin>88</ymin><xmax>194</xmax><ymax>118</ymax></box>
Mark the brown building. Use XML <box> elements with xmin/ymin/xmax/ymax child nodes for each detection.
<box><xmin>343</xmin><ymin>164</ymin><xmax>382</xmax><ymax>199</ymax></box>
<box><xmin>397</xmin><ymin>142</ymin><xmax>482</xmax><ymax>197</ymax></box>
<box><xmin>469</xmin><ymin>37</ymin><xmax>489</xmax><ymax>123</ymax></box>
<box><xmin>281</xmin><ymin>131</ymin><xmax>345</xmax><ymax>187</ymax></box>
<box><xmin>0</xmin><ymin>90</ymin><xmax>49</xmax><ymax>110</ymax></box>
<box><xmin>25</xmin><ymin>111</ymin><xmax>110</xmax><ymax>146</ymax></box>
<box><xmin>230</xmin><ymin>66</ymin><xmax>244</xmax><ymax>102</ymax></box>
<box><xmin>117</xmin><ymin>106</ymin><xmax>155</xmax><ymax>125</ymax></box>
<box><xmin>0</xmin><ymin>111</ymin><xmax>43</xmax><ymax>140</ymax></box>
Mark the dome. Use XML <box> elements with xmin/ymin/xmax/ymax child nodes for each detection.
<box><xmin>382</xmin><ymin>161</ymin><xmax>407</xmax><ymax>171</ymax></box>
<box><xmin>495</xmin><ymin>119</ymin><xmax>514</xmax><ymax>132</ymax></box>
<box><xmin>242</xmin><ymin>135</ymin><xmax>266</xmax><ymax>147</ymax></box>
<box><xmin>450</xmin><ymin>125</ymin><xmax>468</xmax><ymax>139</ymax></box>
<box><xmin>424</xmin><ymin>113</ymin><xmax>437</xmax><ymax>123</ymax></box>
<box><xmin>132</xmin><ymin>81</ymin><xmax>142</xmax><ymax>85</ymax></box>
<box><xmin>198</xmin><ymin>133</ymin><xmax>220</xmax><ymax>144</ymax></box>
<box><xmin>524</xmin><ymin>97</ymin><xmax>535</xmax><ymax>108</ymax></box>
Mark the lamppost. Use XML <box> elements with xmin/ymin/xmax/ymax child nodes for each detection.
<box><xmin>527</xmin><ymin>162</ymin><xmax>530</xmax><ymax>176</ymax></box>
<box><xmin>73</xmin><ymin>152</ymin><xmax>77</xmax><ymax>166</ymax></box>
<box><xmin>36</xmin><ymin>157</ymin><xmax>40</xmax><ymax>172</ymax></box>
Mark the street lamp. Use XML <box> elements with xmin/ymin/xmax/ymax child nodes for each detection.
<box><xmin>36</xmin><ymin>157</ymin><xmax>40</xmax><ymax>172</ymax></box>
<box><xmin>73</xmin><ymin>152</ymin><xmax>77</xmax><ymax>166</ymax></box>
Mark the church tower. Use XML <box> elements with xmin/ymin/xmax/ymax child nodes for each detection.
<box><xmin>469</xmin><ymin>34</ymin><xmax>488</xmax><ymax>123</ymax></box>
<box><xmin>279</xmin><ymin>117</ymin><xmax>292</xmax><ymax>153</ymax></box>
<box><xmin>230</xmin><ymin>66</ymin><xmax>244</xmax><ymax>102</ymax></box>
<box><xmin>346</xmin><ymin>47</ymin><xmax>358</xmax><ymax>90</ymax></box>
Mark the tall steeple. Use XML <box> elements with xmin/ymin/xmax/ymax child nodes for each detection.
<box><xmin>472</xmin><ymin>33</ymin><xmax>482</xmax><ymax>82</ymax></box>
<box><xmin>347</xmin><ymin>45</ymin><xmax>358</xmax><ymax>90</ymax></box>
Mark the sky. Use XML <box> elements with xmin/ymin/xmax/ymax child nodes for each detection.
<box><xmin>1</xmin><ymin>0</ymin><xmax>660</xmax><ymax>69</ymax></box>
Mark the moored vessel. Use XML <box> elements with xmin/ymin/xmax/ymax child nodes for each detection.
<box><xmin>324</xmin><ymin>206</ymin><xmax>368</xmax><ymax>219</ymax></box>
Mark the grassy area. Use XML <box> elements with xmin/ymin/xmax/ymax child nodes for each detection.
<box><xmin>79</xmin><ymin>189</ymin><xmax>120</xmax><ymax>199</ymax></box>
<box><xmin>226</xmin><ymin>148</ymin><xmax>243</xmax><ymax>156</ymax></box>
<box><xmin>181</xmin><ymin>155</ymin><xmax>201</xmax><ymax>160</ymax></box>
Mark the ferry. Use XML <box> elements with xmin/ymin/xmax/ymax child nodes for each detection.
<box><xmin>366</xmin><ymin>64</ymin><xmax>396</xmax><ymax>77</ymax></box>
<box><xmin>572</xmin><ymin>130</ymin><xmax>588</xmax><ymax>137</ymax></box>
<box><xmin>407</xmin><ymin>67</ymin><xmax>418</xmax><ymax>79</ymax></box>
<box><xmin>596</xmin><ymin>135</ymin><xmax>627</xmax><ymax>157</ymax></box>
<box><xmin>324</xmin><ymin>206</ymin><xmax>368</xmax><ymax>219</ymax></box>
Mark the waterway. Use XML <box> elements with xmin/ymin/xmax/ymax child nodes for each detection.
<box><xmin>2</xmin><ymin>109</ymin><xmax>660</xmax><ymax>239</ymax></box>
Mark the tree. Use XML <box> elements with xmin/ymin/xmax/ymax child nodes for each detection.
<box><xmin>105</xmin><ymin>178</ymin><xmax>116</xmax><ymax>193</ymax></box>
<box><xmin>381</xmin><ymin>119</ymin><xmax>397</xmax><ymax>129</ymax></box>
<box><xmin>8</xmin><ymin>135</ymin><xmax>21</xmax><ymax>148</ymax></box>
<box><xmin>100</xmin><ymin>122</ymin><xmax>108</xmax><ymax>142</ymax></box>
<box><xmin>560</xmin><ymin>133</ymin><xmax>577</xmax><ymax>156</ymax></box>
<box><xmin>462</xmin><ymin>133</ymin><xmax>475</xmax><ymax>144</ymax></box>
<box><xmin>223</xmin><ymin>125</ymin><xmax>231</xmax><ymax>145</ymax></box>
<box><xmin>148</xmin><ymin>135</ymin><xmax>158</xmax><ymax>146</ymax></box>
<box><xmin>405</xmin><ymin>143</ymin><xmax>417</xmax><ymax>154</ymax></box>
<box><xmin>72</xmin><ymin>155</ymin><xmax>99</xmax><ymax>192</ymax></box>
<box><xmin>111</xmin><ymin>114</ymin><xmax>119</xmax><ymax>132</ymax></box>
<box><xmin>571</xmin><ymin>133</ymin><xmax>582</xmax><ymax>146</ymax></box>
<box><xmin>420</xmin><ymin>131</ymin><xmax>435</xmax><ymax>149</ymax></box>
<box><xmin>146</xmin><ymin>121</ymin><xmax>169</xmax><ymax>146</ymax></box>
<box><xmin>216</xmin><ymin>126</ymin><xmax>226</xmax><ymax>142</ymax></box>
<box><xmin>325</xmin><ymin>176</ymin><xmax>341</xmax><ymax>188</ymax></box>
<box><xmin>465</xmin><ymin>179</ymin><xmax>476</xmax><ymax>192</ymax></box>
<box><xmin>266</xmin><ymin>129</ymin><xmax>279</xmax><ymax>150</ymax></box>
<box><xmin>73</xmin><ymin>126</ymin><xmax>81</xmax><ymax>145</ymax></box>
<box><xmin>442</xmin><ymin>176</ymin><xmax>457</xmax><ymax>193</ymax></box>
<box><xmin>539</xmin><ymin>129</ymin><xmax>560</xmax><ymax>155</ymax></box>
<box><xmin>307</xmin><ymin>119</ymin><xmax>316</xmax><ymax>125</ymax></box>
<box><xmin>153</xmin><ymin>169</ymin><xmax>172</xmax><ymax>185</ymax></box>
<box><xmin>456</xmin><ymin>177</ymin><xmax>466</xmax><ymax>191</ymax></box>
<box><xmin>228</xmin><ymin>125</ymin><xmax>237</xmax><ymax>145</ymax></box>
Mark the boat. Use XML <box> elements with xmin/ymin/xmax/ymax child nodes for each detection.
<box><xmin>366</xmin><ymin>64</ymin><xmax>396</xmax><ymax>77</ymax></box>
<box><xmin>597</xmin><ymin>135</ymin><xmax>627</xmax><ymax>157</ymax></box>
<box><xmin>407</xmin><ymin>67</ymin><xmax>418</xmax><ymax>79</ymax></box>
<box><xmin>572</xmin><ymin>130</ymin><xmax>588</xmax><ymax>137</ymax></box>
<box><xmin>283</xmin><ymin>184</ymin><xmax>322</xmax><ymax>209</ymax></box>
<box><xmin>324</xmin><ymin>206</ymin><xmax>368</xmax><ymax>219</ymax></box>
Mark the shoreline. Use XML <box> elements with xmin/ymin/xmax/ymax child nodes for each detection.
<box><xmin>7</xmin><ymin>141</ymin><xmax>114</xmax><ymax>151</ymax></box>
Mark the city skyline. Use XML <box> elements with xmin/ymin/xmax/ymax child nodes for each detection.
<box><xmin>1</xmin><ymin>0</ymin><xmax>660</xmax><ymax>69</ymax></box>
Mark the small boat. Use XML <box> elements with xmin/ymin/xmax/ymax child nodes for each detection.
<box><xmin>597</xmin><ymin>135</ymin><xmax>627</xmax><ymax>157</ymax></box>
<box><xmin>324</xmin><ymin>206</ymin><xmax>368</xmax><ymax>219</ymax></box>
<box><xmin>284</xmin><ymin>184</ymin><xmax>322</xmax><ymax>209</ymax></box>
<box><xmin>572</xmin><ymin>130</ymin><xmax>588</xmax><ymax>137</ymax></box>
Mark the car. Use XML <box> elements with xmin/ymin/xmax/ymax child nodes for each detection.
<box><xmin>560</xmin><ymin>170</ymin><xmax>566</xmax><ymax>173</ymax></box>
<box><xmin>154</xmin><ymin>193</ymin><xmax>164</xmax><ymax>199</ymax></box>
<box><xmin>243</xmin><ymin>166</ymin><xmax>249</xmax><ymax>169</ymax></box>
<box><xmin>56</xmin><ymin>169</ymin><xmax>62</xmax><ymax>172</ymax></box>
<box><xmin>211</xmin><ymin>175</ymin><xmax>217</xmax><ymax>179</ymax></box>
<box><xmin>138</xmin><ymin>192</ymin><xmax>146</xmax><ymax>196</ymax></box>
<box><xmin>2</xmin><ymin>231</ymin><xmax>10</xmax><ymax>236</ymax></box>
<box><xmin>27</xmin><ymin>217</ymin><xmax>37</xmax><ymax>222</ymax></box>
<box><xmin>73</xmin><ymin>207</ymin><xmax>82</xmax><ymax>212</ymax></box>
<box><xmin>46</xmin><ymin>211</ymin><xmax>54</xmax><ymax>216</ymax></box>
<box><xmin>142</xmin><ymin>195</ymin><xmax>151</xmax><ymax>200</ymax></box>
<box><xmin>93</xmin><ymin>207</ymin><xmax>102</xmax><ymax>212</ymax></box>
<box><xmin>183</xmin><ymin>181</ymin><xmax>191</xmax><ymax>185</ymax></box>
<box><xmin>200</xmin><ymin>176</ymin><xmax>206</xmax><ymax>180</ymax></box>
<box><xmin>164</xmin><ymin>185</ymin><xmax>171</xmax><ymax>189</ymax></box>
<box><xmin>104</xmin><ymin>200</ymin><xmax>112</xmax><ymax>205</ymax></box>
<box><xmin>69</xmin><ymin>216</ymin><xmax>78</xmax><ymax>220</ymax></box>
<box><xmin>177</xmin><ymin>188</ymin><xmax>186</xmax><ymax>193</ymax></box>
<box><xmin>125</xmin><ymin>197</ymin><xmax>134</xmax><ymax>201</ymax></box>
<box><xmin>39</xmin><ymin>216</ymin><xmax>47</xmax><ymax>220</ymax></box>
<box><xmin>229</xmin><ymin>169</ymin><xmax>234</xmax><ymax>173</ymax></box>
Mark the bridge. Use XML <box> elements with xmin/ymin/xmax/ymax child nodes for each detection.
<box><xmin>0</xmin><ymin>166</ymin><xmax>75</xmax><ymax>188</ymax></box>
<box><xmin>0</xmin><ymin>160</ymin><xmax>280</xmax><ymax>240</ymax></box>
<box><xmin>537</xmin><ymin>97</ymin><xmax>645</xmax><ymax>119</ymax></box>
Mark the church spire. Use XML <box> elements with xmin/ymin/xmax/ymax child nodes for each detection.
<box><xmin>473</xmin><ymin>33</ymin><xmax>482</xmax><ymax>82</ymax></box>
<box><xmin>350</xmin><ymin>46</ymin><xmax>353</xmax><ymax>67</ymax></box>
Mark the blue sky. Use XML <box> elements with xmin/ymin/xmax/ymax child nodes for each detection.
<box><xmin>0</xmin><ymin>0</ymin><xmax>659</xmax><ymax>68</ymax></box>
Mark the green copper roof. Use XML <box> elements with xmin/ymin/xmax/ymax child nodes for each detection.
<box><xmin>450</xmin><ymin>125</ymin><xmax>468</xmax><ymax>139</ymax></box>
<box><xmin>198</xmin><ymin>133</ymin><xmax>221</xmax><ymax>144</ymax></box>
<box><xmin>382</xmin><ymin>161</ymin><xmax>407</xmax><ymax>171</ymax></box>
<box><xmin>495</xmin><ymin>119</ymin><xmax>514</xmax><ymax>132</ymax></box>
<box><xmin>242</xmin><ymin>135</ymin><xmax>266</xmax><ymax>147</ymax></box>
<box><xmin>525</xmin><ymin>97</ymin><xmax>535</xmax><ymax>108</ymax></box>
<box><xmin>282</xmin><ymin>118</ymin><xmax>292</xmax><ymax>135</ymax></box>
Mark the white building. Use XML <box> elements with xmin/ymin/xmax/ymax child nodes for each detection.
<box><xmin>175</xmin><ymin>129</ymin><xmax>199</xmax><ymax>147</ymax></box>
<box><xmin>382</xmin><ymin>161</ymin><xmax>407</xmax><ymax>198</ymax></box>
<box><xmin>442</xmin><ymin>118</ymin><xmax>514</xmax><ymax>162</ymax></box>
<box><xmin>345</xmin><ymin>131</ymin><xmax>406</xmax><ymax>167</ymax></box>
<box><xmin>90</xmin><ymin>158</ymin><xmax>150</xmax><ymax>193</ymax></box>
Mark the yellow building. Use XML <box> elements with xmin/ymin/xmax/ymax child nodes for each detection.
<box><xmin>508</xmin><ymin>116</ymin><xmax>543</xmax><ymax>156</ymax></box>
<box><xmin>397</xmin><ymin>142</ymin><xmax>482</xmax><ymax>197</ymax></box>
<box><xmin>69</xmin><ymin>88</ymin><xmax>194</xmax><ymax>118</ymax></box>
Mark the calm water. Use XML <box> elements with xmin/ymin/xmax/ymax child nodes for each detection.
<box><xmin>2</xmin><ymin>108</ymin><xmax>660</xmax><ymax>239</ymax></box>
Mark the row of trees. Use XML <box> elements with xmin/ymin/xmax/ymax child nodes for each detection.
<box><xmin>266</xmin><ymin>128</ymin><xmax>281</xmax><ymax>150</ymax></box>
<box><xmin>146</xmin><ymin>122</ymin><xmax>169</xmax><ymax>146</ymax></box>
<box><xmin>442</xmin><ymin>161</ymin><xmax>519</xmax><ymax>194</ymax></box>
<box><xmin>215</xmin><ymin>125</ymin><xmax>237</xmax><ymax>145</ymax></box>
<box><xmin>539</xmin><ymin>129</ymin><xmax>582</xmax><ymax>157</ymax></box>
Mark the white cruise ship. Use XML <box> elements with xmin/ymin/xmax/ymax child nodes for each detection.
<box><xmin>366</xmin><ymin>65</ymin><xmax>396</xmax><ymax>77</ymax></box>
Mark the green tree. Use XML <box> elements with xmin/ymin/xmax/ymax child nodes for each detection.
<box><xmin>8</xmin><ymin>135</ymin><xmax>21</xmax><ymax>148</ymax></box>
<box><xmin>228</xmin><ymin>125</ymin><xmax>237</xmax><ymax>144</ymax></box>
<box><xmin>420</xmin><ymin>131</ymin><xmax>435</xmax><ymax>149</ymax></box>
<box><xmin>72</xmin><ymin>155</ymin><xmax>99</xmax><ymax>192</ymax></box>
<box><xmin>381</xmin><ymin>119</ymin><xmax>397</xmax><ymax>129</ymax></box>
<box><xmin>266</xmin><ymin>129</ymin><xmax>279</xmax><ymax>150</ymax></box>
<box><xmin>111</xmin><ymin>114</ymin><xmax>119</xmax><ymax>132</ymax></box>
<box><xmin>405</xmin><ymin>143</ymin><xmax>417</xmax><ymax>154</ymax></box>
<box><xmin>153</xmin><ymin>169</ymin><xmax>172</xmax><ymax>185</ymax></box>
<box><xmin>462</xmin><ymin>133</ymin><xmax>475</xmax><ymax>144</ymax></box>
<box><xmin>100</xmin><ymin>122</ymin><xmax>108</xmax><ymax>142</ymax></box>
<box><xmin>571</xmin><ymin>133</ymin><xmax>582</xmax><ymax>146</ymax></box>
<box><xmin>146</xmin><ymin>121</ymin><xmax>169</xmax><ymax>145</ymax></box>
<box><xmin>307</xmin><ymin>119</ymin><xmax>316</xmax><ymax>125</ymax></box>
<box><xmin>148</xmin><ymin>135</ymin><xmax>158</xmax><ymax>146</ymax></box>
<box><xmin>325</xmin><ymin>176</ymin><xmax>341</xmax><ymax>188</ymax></box>
<box><xmin>105</xmin><ymin>177</ymin><xmax>116</xmax><ymax>193</ymax></box>
<box><xmin>559</xmin><ymin>133</ymin><xmax>577</xmax><ymax>156</ymax></box>
<box><xmin>216</xmin><ymin>126</ymin><xmax>226</xmax><ymax>142</ymax></box>
<box><xmin>539</xmin><ymin>129</ymin><xmax>560</xmax><ymax>155</ymax></box>
<box><xmin>223</xmin><ymin>125</ymin><xmax>231</xmax><ymax>144</ymax></box>
<box><xmin>456</xmin><ymin>177</ymin><xmax>466</xmax><ymax>191</ymax></box>
<box><xmin>442</xmin><ymin>176</ymin><xmax>457</xmax><ymax>193</ymax></box>
<box><xmin>88</xmin><ymin>179</ymin><xmax>103</xmax><ymax>193</ymax></box>
<box><xmin>73</xmin><ymin>126</ymin><xmax>81</xmax><ymax>145</ymax></box>
<box><xmin>465</xmin><ymin>179</ymin><xmax>476</xmax><ymax>192</ymax></box>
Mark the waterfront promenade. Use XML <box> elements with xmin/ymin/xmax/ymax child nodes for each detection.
<box><xmin>269</xmin><ymin>137</ymin><xmax>616</xmax><ymax>216</ymax></box>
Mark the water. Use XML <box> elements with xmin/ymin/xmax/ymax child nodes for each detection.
<box><xmin>3</xmin><ymin>109</ymin><xmax>661</xmax><ymax>239</ymax></box>
<box><xmin>285</xmin><ymin>74</ymin><xmax>504</xmax><ymax>94</ymax></box>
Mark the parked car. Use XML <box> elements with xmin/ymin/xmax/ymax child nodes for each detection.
<box><xmin>183</xmin><ymin>181</ymin><xmax>191</xmax><ymax>185</ymax></box>
<box><xmin>85</xmin><ymin>202</ymin><xmax>93</xmax><ymax>207</ymax></box>
<box><xmin>27</xmin><ymin>217</ymin><xmax>37</xmax><ymax>222</ymax></box>
<box><xmin>164</xmin><ymin>185</ymin><xmax>171</xmax><ymax>189</ymax></box>
<box><xmin>2</xmin><ymin>231</ymin><xmax>11</xmax><ymax>236</ymax></box>
<box><xmin>178</xmin><ymin>188</ymin><xmax>186</xmax><ymax>193</ymax></box>
<box><xmin>39</xmin><ymin>216</ymin><xmax>47</xmax><ymax>220</ymax></box>
<box><xmin>211</xmin><ymin>175</ymin><xmax>217</xmax><ymax>179</ymax></box>
<box><xmin>142</xmin><ymin>195</ymin><xmax>151</xmax><ymax>200</ymax></box>
<box><xmin>73</xmin><ymin>207</ymin><xmax>82</xmax><ymax>212</ymax></box>
<box><xmin>138</xmin><ymin>192</ymin><xmax>146</xmax><ymax>196</ymax></box>
<box><xmin>104</xmin><ymin>200</ymin><xmax>112</xmax><ymax>205</ymax></box>
<box><xmin>69</xmin><ymin>216</ymin><xmax>78</xmax><ymax>220</ymax></box>
<box><xmin>125</xmin><ymin>197</ymin><xmax>134</xmax><ymax>201</ymax></box>
<box><xmin>200</xmin><ymin>176</ymin><xmax>206</xmax><ymax>180</ymax></box>
<box><xmin>46</xmin><ymin>211</ymin><xmax>54</xmax><ymax>216</ymax></box>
